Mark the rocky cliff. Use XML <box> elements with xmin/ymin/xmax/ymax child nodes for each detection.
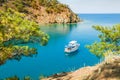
<box><xmin>0</xmin><ymin>0</ymin><xmax>80</xmax><ymax>24</ymax></box>
<box><xmin>42</xmin><ymin>55</ymin><xmax>120</xmax><ymax>80</ymax></box>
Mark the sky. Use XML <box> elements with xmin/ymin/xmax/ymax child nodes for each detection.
<box><xmin>58</xmin><ymin>0</ymin><xmax>120</xmax><ymax>13</ymax></box>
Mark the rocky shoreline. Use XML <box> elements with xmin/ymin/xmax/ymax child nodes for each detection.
<box><xmin>41</xmin><ymin>55</ymin><xmax>120</xmax><ymax>80</ymax></box>
<box><xmin>0</xmin><ymin>0</ymin><xmax>80</xmax><ymax>24</ymax></box>
<box><xmin>26</xmin><ymin>6</ymin><xmax>80</xmax><ymax>24</ymax></box>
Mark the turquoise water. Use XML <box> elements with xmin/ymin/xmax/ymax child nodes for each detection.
<box><xmin>0</xmin><ymin>14</ymin><xmax>120</xmax><ymax>79</ymax></box>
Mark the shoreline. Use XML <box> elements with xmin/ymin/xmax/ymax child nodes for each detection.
<box><xmin>41</xmin><ymin>55</ymin><xmax>120</xmax><ymax>80</ymax></box>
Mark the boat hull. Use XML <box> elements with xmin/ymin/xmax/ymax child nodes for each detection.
<box><xmin>64</xmin><ymin>44</ymin><xmax>80</xmax><ymax>53</ymax></box>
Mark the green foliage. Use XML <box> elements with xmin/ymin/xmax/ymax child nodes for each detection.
<box><xmin>86</xmin><ymin>24</ymin><xmax>120</xmax><ymax>57</ymax></box>
<box><xmin>0</xmin><ymin>8</ymin><xmax>49</xmax><ymax>65</ymax></box>
<box><xmin>24</xmin><ymin>76</ymin><xmax>32</xmax><ymax>80</ymax></box>
<box><xmin>39</xmin><ymin>75</ymin><xmax>46</xmax><ymax>79</ymax></box>
<box><xmin>0</xmin><ymin>0</ymin><xmax>7</xmax><ymax>4</ymax></box>
<box><xmin>21</xmin><ymin>0</ymin><xmax>69</xmax><ymax>14</ymax></box>
<box><xmin>39</xmin><ymin>0</ymin><xmax>68</xmax><ymax>13</ymax></box>
<box><xmin>12</xmin><ymin>0</ymin><xmax>28</xmax><ymax>12</ymax></box>
<box><xmin>14</xmin><ymin>1</ymin><xmax>24</xmax><ymax>11</ymax></box>
<box><xmin>39</xmin><ymin>0</ymin><xmax>58</xmax><ymax>7</ymax></box>
<box><xmin>46</xmin><ymin>4</ymin><xmax>66</xmax><ymax>14</ymax></box>
<box><xmin>4</xmin><ymin>76</ymin><xmax>19</xmax><ymax>80</ymax></box>
<box><xmin>1</xmin><ymin>0</ymin><xmax>68</xmax><ymax>14</ymax></box>
<box><xmin>4</xmin><ymin>75</ymin><xmax>32</xmax><ymax>80</ymax></box>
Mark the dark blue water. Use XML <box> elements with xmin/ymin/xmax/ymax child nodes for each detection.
<box><xmin>0</xmin><ymin>14</ymin><xmax>120</xmax><ymax>79</ymax></box>
<box><xmin>79</xmin><ymin>14</ymin><xmax>120</xmax><ymax>24</ymax></box>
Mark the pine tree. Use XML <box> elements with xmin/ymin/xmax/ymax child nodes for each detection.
<box><xmin>86</xmin><ymin>24</ymin><xmax>120</xmax><ymax>57</ymax></box>
<box><xmin>0</xmin><ymin>8</ymin><xmax>49</xmax><ymax>65</ymax></box>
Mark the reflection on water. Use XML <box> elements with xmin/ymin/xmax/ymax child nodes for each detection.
<box><xmin>65</xmin><ymin>50</ymin><xmax>79</xmax><ymax>57</ymax></box>
<box><xmin>40</xmin><ymin>23</ymin><xmax>78</xmax><ymax>37</ymax></box>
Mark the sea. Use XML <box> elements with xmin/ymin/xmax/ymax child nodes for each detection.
<box><xmin>0</xmin><ymin>14</ymin><xmax>120</xmax><ymax>79</ymax></box>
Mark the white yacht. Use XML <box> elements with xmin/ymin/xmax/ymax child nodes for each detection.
<box><xmin>64</xmin><ymin>40</ymin><xmax>80</xmax><ymax>53</ymax></box>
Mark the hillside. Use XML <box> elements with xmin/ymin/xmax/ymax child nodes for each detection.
<box><xmin>42</xmin><ymin>55</ymin><xmax>120</xmax><ymax>80</ymax></box>
<box><xmin>0</xmin><ymin>0</ymin><xmax>80</xmax><ymax>24</ymax></box>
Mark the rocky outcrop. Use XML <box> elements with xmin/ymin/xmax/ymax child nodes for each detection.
<box><xmin>27</xmin><ymin>6</ymin><xmax>80</xmax><ymax>24</ymax></box>
<box><xmin>0</xmin><ymin>0</ymin><xmax>80</xmax><ymax>24</ymax></box>
<box><xmin>42</xmin><ymin>55</ymin><xmax>120</xmax><ymax>80</ymax></box>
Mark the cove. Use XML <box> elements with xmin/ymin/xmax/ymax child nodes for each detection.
<box><xmin>0</xmin><ymin>14</ymin><xmax>120</xmax><ymax>79</ymax></box>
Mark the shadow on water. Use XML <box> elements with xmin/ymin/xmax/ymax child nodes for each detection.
<box><xmin>40</xmin><ymin>23</ymin><xmax>78</xmax><ymax>36</ymax></box>
<box><xmin>65</xmin><ymin>50</ymin><xmax>79</xmax><ymax>57</ymax></box>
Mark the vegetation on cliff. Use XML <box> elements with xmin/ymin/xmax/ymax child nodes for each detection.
<box><xmin>0</xmin><ymin>0</ymin><xmax>80</xmax><ymax>24</ymax></box>
<box><xmin>86</xmin><ymin>24</ymin><xmax>120</xmax><ymax>57</ymax></box>
<box><xmin>0</xmin><ymin>8</ymin><xmax>49</xmax><ymax>65</ymax></box>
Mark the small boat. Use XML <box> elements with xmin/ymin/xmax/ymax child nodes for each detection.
<box><xmin>64</xmin><ymin>40</ymin><xmax>80</xmax><ymax>53</ymax></box>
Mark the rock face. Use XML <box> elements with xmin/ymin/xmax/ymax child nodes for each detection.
<box><xmin>27</xmin><ymin>6</ymin><xmax>80</xmax><ymax>24</ymax></box>
<box><xmin>42</xmin><ymin>55</ymin><xmax>120</xmax><ymax>80</ymax></box>
<box><xmin>0</xmin><ymin>0</ymin><xmax>80</xmax><ymax>24</ymax></box>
